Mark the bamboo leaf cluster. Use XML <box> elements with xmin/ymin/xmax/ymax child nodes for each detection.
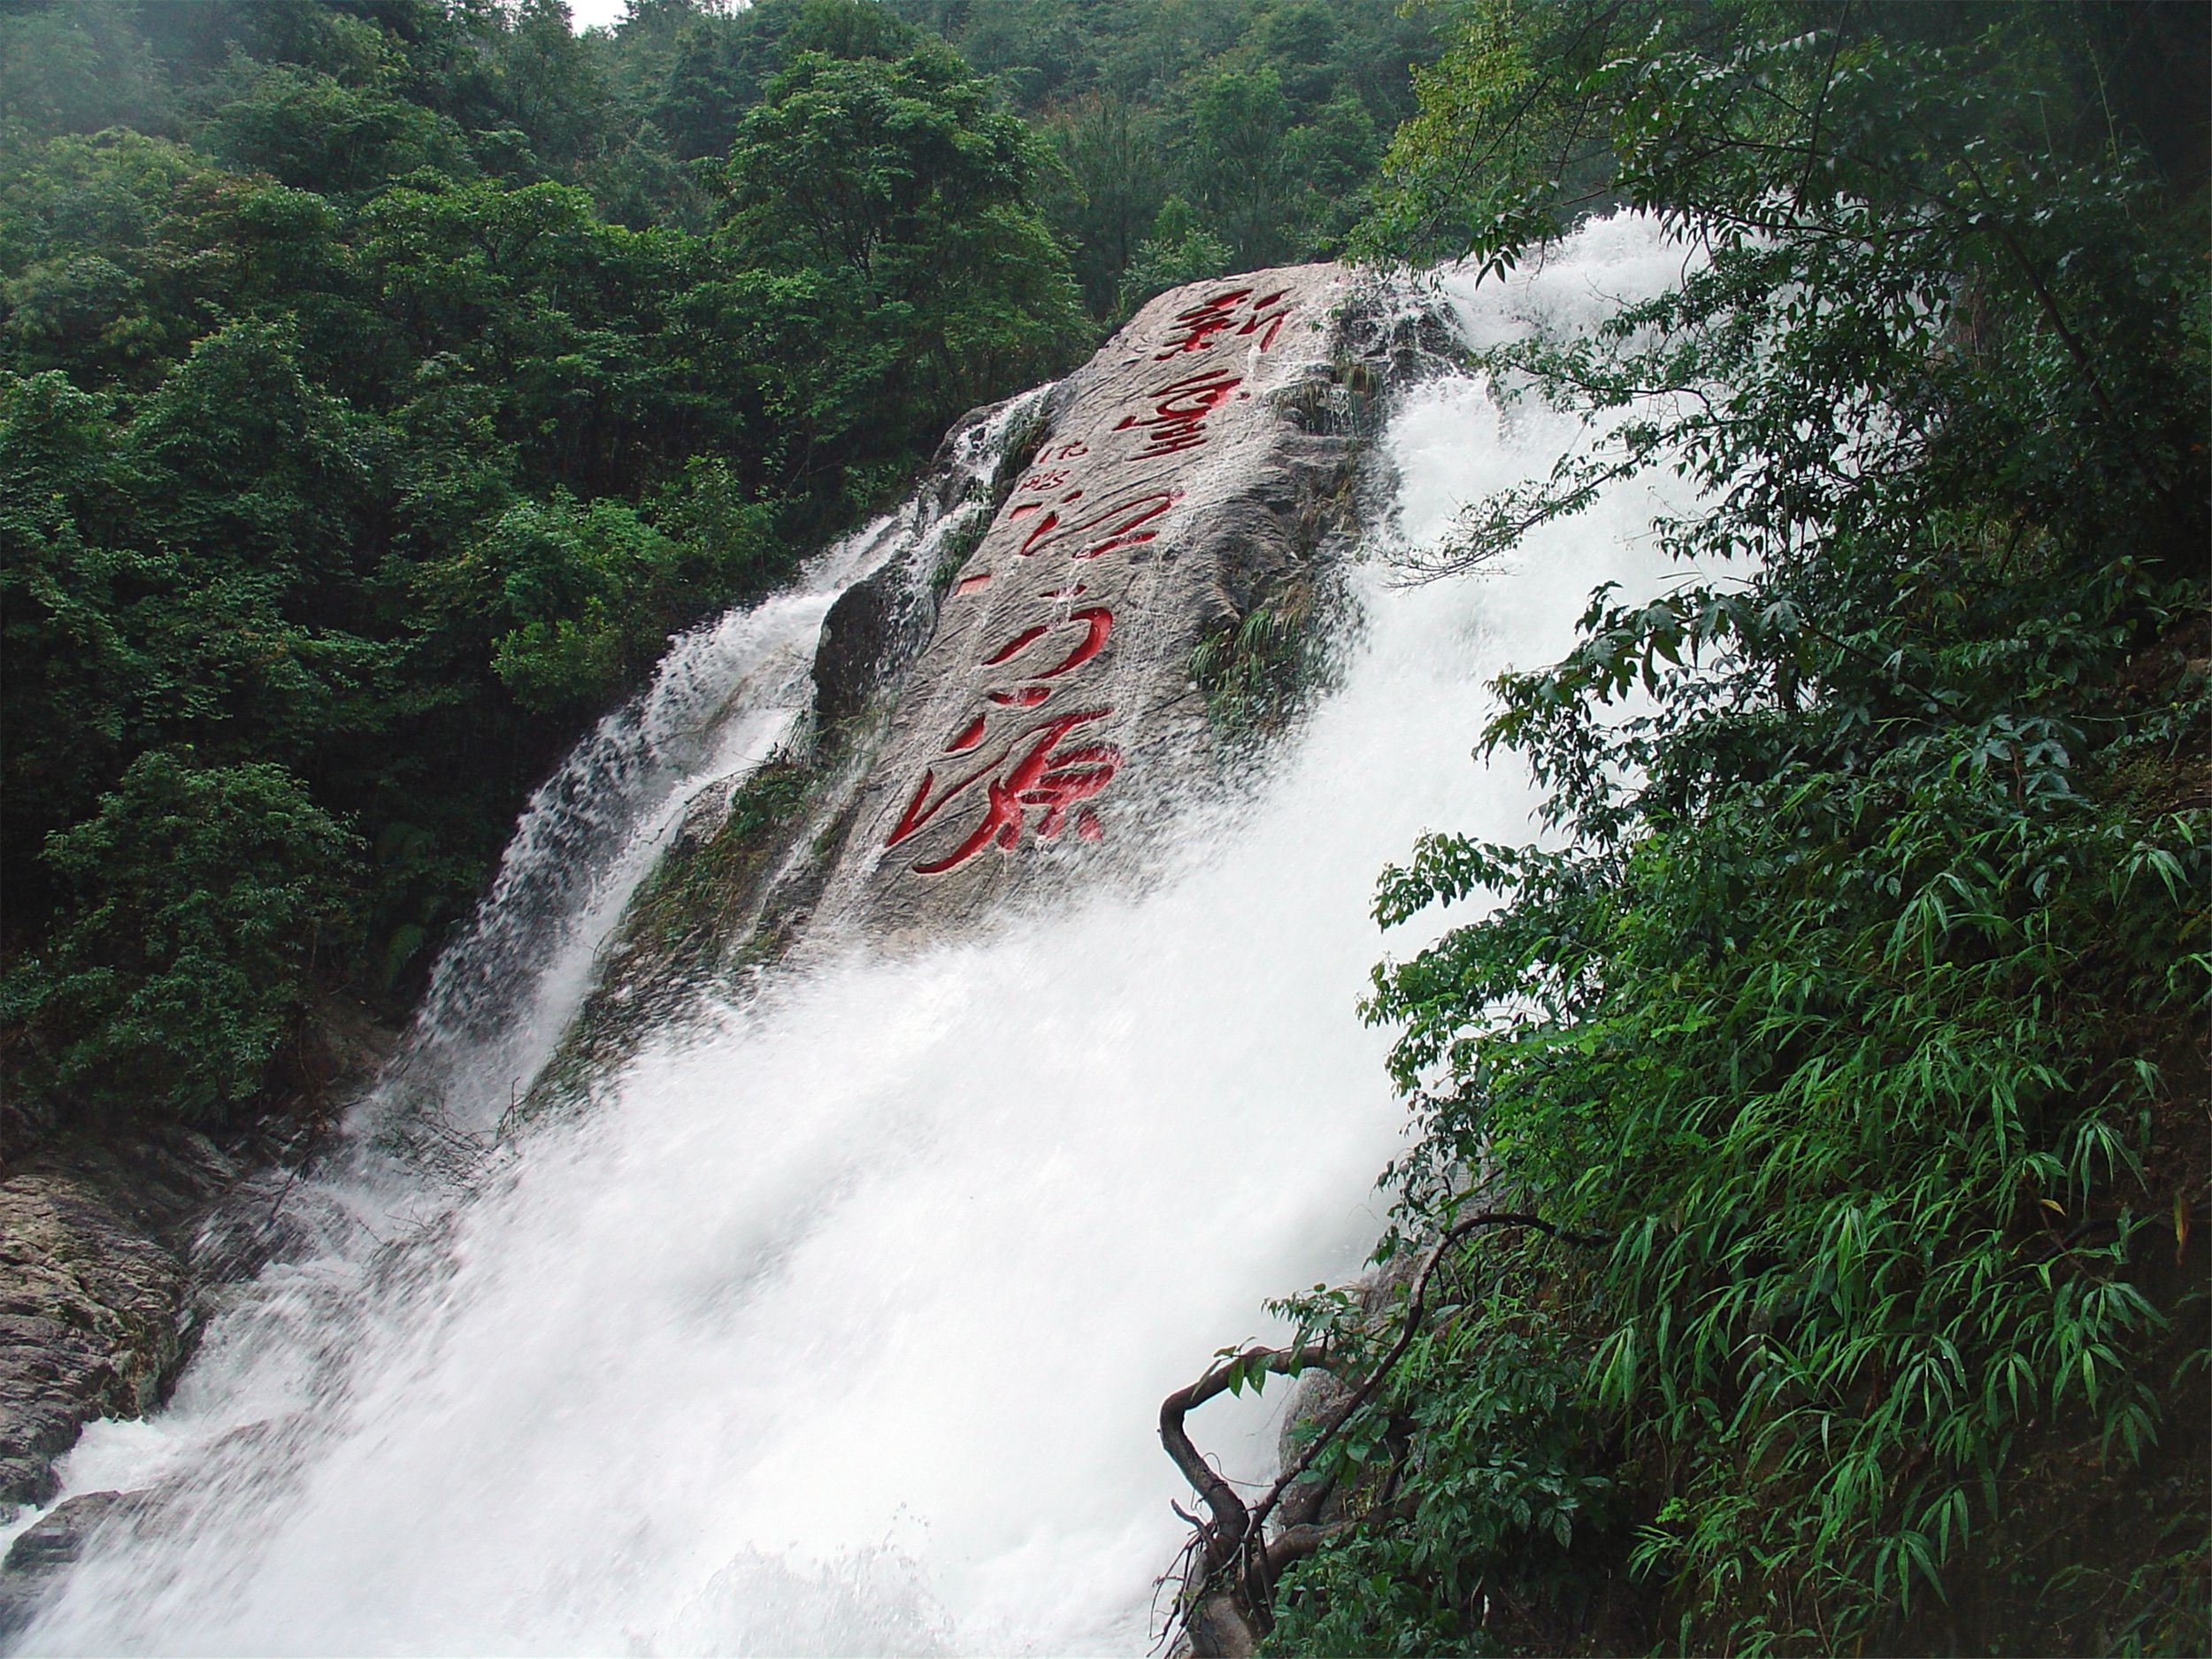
<box><xmin>1266</xmin><ymin>4</ymin><xmax>2208</xmax><ymax>1651</ymax></box>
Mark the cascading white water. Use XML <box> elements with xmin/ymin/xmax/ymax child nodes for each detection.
<box><xmin>23</xmin><ymin>217</ymin><xmax>1694</xmax><ymax>1655</ymax></box>
<box><xmin>352</xmin><ymin>390</ymin><xmax>1051</xmax><ymax>1178</ymax></box>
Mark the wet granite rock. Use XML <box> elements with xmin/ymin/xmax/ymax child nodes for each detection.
<box><xmin>0</xmin><ymin>998</ymin><xmax>396</xmax><ymax>1523</ymax></box>
<box><xmin>813</xmin><ymin>264</ymin><xmax>1394</xmax><ymax>943</ymax></box>
<box><xmin>814</xmin><ymin>387</ymin><xmax>1071</xmax><ymax>732</ymax></box>
<box><xmin>813</xmin><ymin>565</ymin><xmax>902</xmax><ymax>727</ymax></box>
<box><xmin>0</xmin><ymin>1176</ymin><xmax>186</xmax><ymax>1511</ymax></box>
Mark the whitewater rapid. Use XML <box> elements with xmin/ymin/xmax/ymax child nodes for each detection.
<box><xmin>23</xmin><ymin>216</ymin><xmax>1692</xmax><ymax>1655</ymax></box>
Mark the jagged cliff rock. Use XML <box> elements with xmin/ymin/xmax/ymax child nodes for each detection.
<box><xmin>0</xmin><ymin>1491</ymin><xmax>134</xmax><ymax>1636</ymax></box>
<box><xmin>0</xmin><ymin>1118</ymin><xmax>252</xmax><ymax>1516</ymax></box>
<box><xmin>0</xmin><ymin>1004</ymin><xmax>394</xmax><ymax>1531</ymax></box>
<box><xmin>0</xmin><ymin>1178</ymin><xmax>184</xmax><ymax>1513</ymax></box>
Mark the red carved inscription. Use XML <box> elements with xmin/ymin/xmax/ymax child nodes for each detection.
<box><xmin>1115</xmin><ymin>370</ymin><xmax>1242</xmax><ymax>459</ymax></box>
<box><xmin>977</xmin><ymin>606</ymin><xmax>1113</xmax><ymax>705</ymax></box>
<box><xmin>981</xmin><ymin>624</ymin><xmax>1049</xmax><ymax>667</ymax></box>
<box><xmin>885</xmin><ymin>274</ymin><xmax>1313</xmax><ymax>879</ymax></box>
<box><xmin>1152</xmin><ymin>287</ymin><xmax>1295</xmax><ymax>359</ymax></box>
<box><xmin>1013</xmin><ymin>486</ymin><xmax>1180</xmax><ymax>563</ymax></box>
<box><xmin>886</xmin><ymin>710</ymin><xmax>1122</xmax><ymax>873</ymax></box>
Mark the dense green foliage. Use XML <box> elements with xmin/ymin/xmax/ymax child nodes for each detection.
<box><xmin>880</xmin><ymin>0</ymin><xmax>1439</xmax><ymax>311</ymax></box>
<box><xmin>1245</xmin><ymin>3</ymin><xmax>2210</xmax><ymax>1654</ymax></box>
<box><xmin>0</xmin><ymin>0</ymin><xmax>1068</xmax><ymax>1133</ymax></box>
<box><xmin>1</xmin><ymin>0</ymin><xmax>1430</xmax><ymax>1137</ymax></box>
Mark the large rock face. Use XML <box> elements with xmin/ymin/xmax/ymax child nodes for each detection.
<box><xmin>818</xmin><ymin>264</ymin><xmax>1370</xmax><ymax>939</ymax></box>
<box><xmin>0</xmin><ymin>1110</ymin><xmax>257</xmax><ymax>1519</ymax></box>
<box><xmin>546</xmin><ymin>265</ymin><xmax>1403</xmax><ymax>1060</ymax></box>
<box><xmin>0</xmin><ymin>1177</ymin><xmax>185</xmax><ymax>1513</ymax></box>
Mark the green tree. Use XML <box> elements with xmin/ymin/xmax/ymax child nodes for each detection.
<box><xmin>649</xmin><ymin>0</ymin><xmax>927</xmax><ymax>161</ymax></box>
<box><xmin>1176</xmin><ymin>64</ymin><xmax>1295</xmax><ymax>266</ymax></box>
<box><xmin>1279</xmin><ymin>90</ymin><xmax>1379</xmax><ymax>255</ymax></box>
<box><xmin>200</xmin><ymin>59</ymin><xmax>475</xmax><ymax>197</ymax></box>
<box><xmin>412</xmin><ymin>487</ymin><xmax>773</xmax><ymax>715</ymax></box>
<box><xmin>0</xmin><ymin>131</ymin><xmax>355</xmax><ymax>390</ymax></box>
<box><xmin>1116</xmin><ymin>193</ymin><xmax>1231</xmax><ymax>316</ymax></box>
<box><xmin>1247</xmin><ymin>0</ymin><xmax>1340</xmax><ymax>111</ymax></box>
<box><xmin>0</xmin><ymin>0</ymin><xmax>170</xmax><ymax>139</ymax></box>
<box><xmin>7</xmin><ymin>751</ymin><xmax>365</xmax><ymax>1122</ymax></box>
<box><xmin>1037</xmin><ymin>92</ymin><xmax>1167</xmax><ymax>314</ymax></box>
<box><xmin>718</xmin><ymin>47</ymin><xmax>1086</xmax><ymax>492</ymax></box>
<box><xmin>0</xmin><ymin>369</ymin><xmax>149</xmax><ymax>902</ymax></box>
<box><xmin>495</xmin><ymin>0</ymin><xmax>613</xmax><ymax>171</ymax></box>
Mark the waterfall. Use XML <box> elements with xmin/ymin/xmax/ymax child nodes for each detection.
<box><xmin>20</xmin><ymin>216</ymin><xmax>1694</xmax><ymax>1655</ymax></box>
<box><xmin>352</xmin><ymin>388</ymin><xmax>1054</xmax><ymax>1183</ymax></box>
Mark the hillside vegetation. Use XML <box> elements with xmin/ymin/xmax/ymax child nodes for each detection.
<box><xmin>0</xmin><ymin>0</ymin><xmax>1426</xmax><ymax>1143</ymax></box>
<box><xmin>1169</xmin><ymin>3</ymin><xmax>2210</xmax><ymax>1654</ymax></box>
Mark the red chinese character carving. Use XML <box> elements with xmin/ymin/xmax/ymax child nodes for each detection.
<box><xmin>1019</xmin><ymin>467</ymin><xmax>1073</xmax><ymax>492</ymax></box>
<box><xmin>1114</xmin><ymin>371</ymin><xmax>1242</xmax><ymax>458</ymax></box>
<box><xmin>1151</xmin><ymin>287</ymin><xmax>1295</xmax><ymax>359</ymax></box>
<box><xmin>936</xmin><ymin>606</ymin><xmax>1115</xmax><ymax>749</ymax></box>
<box><xmin>1013</xmin><ymin>486</ymin><xmax>1179</xmax><ymax>563</ymax></box>
<box><xmin>1009</xmin><ymin>486</ymin><xmax>1082</xmax><ymax>519</ymax></box>
<box><xmin>886</xmin><ymin>710</ymin><xmax>1121</xmax><ymax>873</ymax></box>
<box><xmin>1012</xmin><ymin>507</ymin><xmax>1064</xmax><ymax>557</ymax></box>
<box><xmin>978</xmin><ymin>606</ymin><xmax>1112</xmax><ymax>706</ymax></box>
<box><xmin>979</xmin><ymin>607</ymin><xmax>1111</xmax><ymax>675</ymax></box>
<box><xmin>1048</xmin><ymin>442</ymin><xmax>1090</xmax><ymax>462</ymax></box>
<box><xmin>1155</xmin><ymin>288</ymin><xmax>1252</xmax><ymax>357</ymax></box>
<box><xmin>1237</xmin><ymin>288</ymin><xmax>1294</xmax><ymax>351</ymax></box>
<box><xmin>981</xmin><ymin>624</ymin><xmax>1049</xmax><ymax>666</ymax></box>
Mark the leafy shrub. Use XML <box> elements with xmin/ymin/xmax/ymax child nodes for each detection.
<box><xmin>6</xmin><ymin>751</ymin><xmax>365</xmax><ymax>1122</ymax></box>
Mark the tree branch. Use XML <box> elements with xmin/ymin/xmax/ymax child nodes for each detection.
<box><xmin>1159</xmin><ymin>1208</ymin><xmax>1612</xmax><ymax>1649</ymax></box>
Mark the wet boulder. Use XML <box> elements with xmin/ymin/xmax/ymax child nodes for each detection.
<box><xmin>815</xmin><ymin>265</ymin><xmax>1394</xmax><ymax>942</ymax></box>
<box><xmin>0</xmin><ymin>1178</ymin><xmax>186</xmax><ymax>1512</ymax></box>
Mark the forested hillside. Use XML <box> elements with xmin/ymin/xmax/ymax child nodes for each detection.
<box><xmin>0</xmin><ymin>0</ymin><xmax>1428</xmax><ymax>1146</ymax></box>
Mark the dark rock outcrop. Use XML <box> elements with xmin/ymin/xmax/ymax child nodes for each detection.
<box><xmin>815</xmin><ymin>388</ymin><xmax>1069</xmax><ymax>733</ymax></box>
<box><xmin>0</xmin><ymin>1001</ymin><xmax>395</xmax><ymax>1524</ymax></box>
<box><xmin>0</xmin><ymin>1153</ymin><xmax>209</xmax><ymax>1513</ymax></box>
<box><xmin>812</xmin><ymin>568</ymin><xmax>902</xmax><ymax>727</ymax></box>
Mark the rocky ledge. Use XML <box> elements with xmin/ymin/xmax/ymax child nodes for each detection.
<box><xmin>0</xmin><ymin>1122</ymin><xmax>239</xmax><ymax>1516</ymax></box>
<box><xmin>0</xmin><ymin>995</ymin><xmax>396</xmax><ymax>1632</ymax></box>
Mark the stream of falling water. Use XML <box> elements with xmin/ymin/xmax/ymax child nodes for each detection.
<box><xmin>351</xmin><ymin>388</ymin><xmax>1052</xmax><ymax>1184</ymax></box>
<box><xmin>23</xmin><ymin>217</ymin><xmax>1692</xmax><ymax>1655</ymax></box>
